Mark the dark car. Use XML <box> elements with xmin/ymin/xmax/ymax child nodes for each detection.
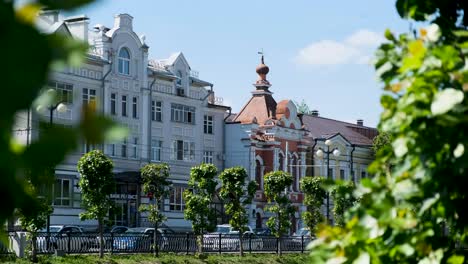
<box><xmin>112</xmin><ymin>227</ymin><xmax>168</xmax><ymax>252</ymax></box>
<box><xmin>254</xmin><ymin>228</ymin><xmax>271</xmax><ymax>235</ymax></box>
<box><xmin>96</xmin><ymin>226</ymin><xmax>129</xmax><ymax>249</ymax></box>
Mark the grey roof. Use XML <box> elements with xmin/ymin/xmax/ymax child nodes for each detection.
<box><xmin>302</xmin><ymin>115</ymin><xmax>378</xmax><ymax>146</ymax></box>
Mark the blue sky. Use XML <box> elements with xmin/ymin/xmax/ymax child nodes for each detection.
<box><xmin>69</xmin><ymin>0</ymin><xmax>410</xmax><ymax>127</ymax></box>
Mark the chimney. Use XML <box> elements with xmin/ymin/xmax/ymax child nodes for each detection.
<box><xmin>357</xmin><ymin>119</ymin><xmax>364</xmax><ymax>126</ymax></box>
<box><xmin>114</xmin><ymin>13</ymin><xmax>134</xmax><ymax>30</ymax></box>
<box><xmin>311</xmin><ymin>110</ymin><xmax>319</xmax><ymax>117</ymax></box>
<box><xmin>40</xmin><ymin>9</ymin><xmax>60</xmax><ymax>23</ymax></box>
<box><xmin>64</xmin><ymin>15</ymin><xmax>89</xmax><ymax>41</ymax></box>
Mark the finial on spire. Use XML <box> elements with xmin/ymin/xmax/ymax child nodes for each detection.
<box><xmin>255</xmin><ymin>49</ymin><xmax>271</xmax><ymax>89</ymax></box>
<box><xmin>258</xmin><ymin>49</ymin><xmax>265</xmax><ymax>64</ymax></box>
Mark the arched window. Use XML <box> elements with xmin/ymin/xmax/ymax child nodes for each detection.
<box><xmin>118</xmin><ymin>48</ymin><xmax>130</xmax><ymax>75</ymax></box>
<box><xmin>292</xmin><ymin>157</ymin><xmax>298</xmax><ymax>192</ymax></box>
<box><xmin>278</xmin><ymin>153</ymin><xmax>284</xmax><ymax>171</ymax></box>
<box><xmin>255</xmin><ymin>160</ymin><xmax>262</xmax><ymax>190</ymax></box>
<box><xmin>176</xmin><ymin>70</ymin><xmax>183</xmax><ymax>86</ymax></box>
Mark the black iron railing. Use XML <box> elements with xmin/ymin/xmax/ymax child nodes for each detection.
<box><xmin>3</xmin><ymin>232</ymin><xmax>312</xmax><ymax>255</ymax></box>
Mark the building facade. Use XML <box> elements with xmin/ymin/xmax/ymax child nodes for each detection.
<box><xmin>225</xmin><ymin>57</ymin><xmax>377</xmax><ymax>232</ymax></box>
<box><xmin>14</xmin><ymin>11</ymin><xmax>229</xmax><ymax>231</ymax></box>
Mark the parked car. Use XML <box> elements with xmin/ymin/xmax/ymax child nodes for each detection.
<box><xmin>254</xmin><ymin>228</ymin><xmax>271</xmax><ymax>235</ymax></box>
<box><xmin>112</xmin><ymin>227</ymin><xmax>168</xmax><ymax>252</ymax></box>
<box><xmin>37</xmin><ymin>225</ymin><xmax>93</xmax><ymax>253</ymax></box>
<box><xmin>204</xmin><ymin>224</ymin><xmax>263</xmax><ymax>251</ymax></box>
<box><xmin>290</xmin><ymin>228</ymin><xmax>313</xmax><ymax>249</ymax></box>
<box><xmin>96</xmin><ymin>226</ymin><xmax>129</xmax><ymax>249</ymax></box>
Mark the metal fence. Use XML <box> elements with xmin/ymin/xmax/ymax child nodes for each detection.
<box><xmin>27</xmin><ymin>232</ymin><xmax>311</xmax><ymax>255</ymax></box>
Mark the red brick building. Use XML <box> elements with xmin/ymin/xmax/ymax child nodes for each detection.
<box><xmin>225</xmin><ymin>56</ymin><xmax>309</xmax><ymax>233</ymax></box>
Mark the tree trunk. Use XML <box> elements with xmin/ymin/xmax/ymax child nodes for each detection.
<box><xmin>239</xmin><ymin>232</ymin><xmax>244</xmax><ymax>256</ymax></box>
<box><xmin>31</xmin><ymin>233</ymin><xmax>38</xmax><ymax>263</ymax></box>
<box><xmin>154</xmin><ymin>222</ymin><xmax>159</xmax><ymax>257</ymax></box>
<box><xmin>99</xmin><ymin>219</ymin><xmax>104</xmax><ymax>258</ymax></box>
<box><xmin>278</xmin><ymin>236</ymin><xmax>282</xmax><ymax>256</ymax></box>
<box><xmin>277</xmin><ymin>211</ymin><xmax>282</xmax><ymax>256</ymax></box>
<box><xmin>198</xmin><ymin>233</ymin><xmax>204</xmax><ymax>254</ymax></box>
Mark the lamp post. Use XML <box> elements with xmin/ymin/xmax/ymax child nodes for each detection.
<box><xmin>315</xmin><ymin>139</ymin><xmax>340</xmax><ymax>223</ymax></box>
<box><xmin>41</xmin><ymin>89</ymin><xmax>68</xmax><ymax>248</ymax></box>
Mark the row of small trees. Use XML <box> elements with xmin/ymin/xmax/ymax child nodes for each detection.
<box><xmin>18</xmin><ymin>149</ymin><xmax>358</xmax><ymax>260</ymax></box>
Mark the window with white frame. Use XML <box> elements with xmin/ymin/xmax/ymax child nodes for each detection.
<box><xmin>118</xmin><ymin>48</ymin><xmax>130</xmax><ymax>75</ymax></box>
<box><xmin>110</xmin><ymin>93</ymin><xmax>117</xmax><ymax>115</ymax></box>
<box><xmin>82</xmin><ymin>88</ymin><xmax>96</xmax><ymax>106</ymax></box>
<box><xmin>107</xmin><ymin>143</ymin><xmax>116</xmax><ymax>157</ymax></box>
<box><xmin>53</xmin><ymin>178</ymin><xmax>71</xmax><ymax>206</ymax></box>
<box><xmin>151</xmin><ymin>140</ymin><xmax>162</xmax><ymax>161</ymax></box>
<box><xmin>121</xmin><ymin>138</ymin><xmax>127</xmax><ymax>158</ymax></box>
<box><xmin>171</xmin><ymin>103</ymin><xmax>195</xmax><ymax>124</ymax></box>
<box><xmin>48</xmin><ymin>81</ymin><xmax>73</xmax><ymax>104</ymax></box>
<box><xmin>132</xmin><ymin>97</ymin><xmax>138</xmax><ymax>119</ymax></box>
<box><xmin>172</xmin><ymin>140</ymin><xmax>195</xmax><ymax>161</ymax></box>
<box><xmin>130</xmin><ymin>137</ymin><xmax>138</xmax><ymax>159</ymax></box>
<box><xmin>176</xmin><ymin>70</ymin><xmax>183</xmax><ymax>86</ymax></box>
<box><xmin>121</xmin><ymin>95</ymin><xmax>127</xmax><ymax>117</ymax></box>
<box><xmin>151</xmin><ymin>100</ymin><xmax>162</xmax><ymax>122</ymax></box>
<box><xmin>203</xmin><ymin>151</ymin><xmax>213</xmax><ymax>164</ymax></box>
<box><xmin>203</xmin><ymin>115</ymin><xmax>213</xmax><ymax>134</ymax></box>
<box><xmin>169</xmin><ymin>186</ymin><xmax>186</xmax><ymax>211</ymax></box>
<box><xmin>82</xmin><ymin>141</ymin><xmax>97</xmax><ymax>153</ymax></box>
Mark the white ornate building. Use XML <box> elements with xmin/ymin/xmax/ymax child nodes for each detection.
<box><xmin>14</xmin><ymin>11</ymin><xmax>229</xmax><ymax>231</ymax></box>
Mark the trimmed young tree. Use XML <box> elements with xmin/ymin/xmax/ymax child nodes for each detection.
<box><xmin>183</xmin><ymin>163</ymin><xmax>218</xmax><ymax>253</ymax></box>
<box><xmin>17</xmin><ymin>182</ymin><xmax>52</xmax><ymax>263</ymax></box>
<box><xmin>263</xmin><ymin>171</ymin><xmax>296</xmax><ymax>256</ymax></box>
<box><xmin>77</xmin><ymin>150</ymin><xmax>114</xmax><ymax>258</ymax></box>
<box><xmin>138</xmin><ymin>163</ymin><xmax>171</xmax><ymax>257</ymax></box>
<box><xmin>331</xmin><ymin>181</ymin><xmax>357</xmax><ymax>227</ymax></box>
<box><xmin>300</xmin><ymin>176</ymin><xmax>326</xmax><ymax>234</ymax></box>
<box><xmin>219</xmin><ymin>167</ymin><xmax>257</xmax><ymax>256</ymax></box>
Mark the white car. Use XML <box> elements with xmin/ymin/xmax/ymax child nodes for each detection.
<box><xmin>204</xmin><ymin>224</ymin><xmax>263</xmax><ymax>251</ymax></box>
<box><xmin>37</xmin><ymin>225</ymin><xmax>93</xmax><ymax>253</ymax></box>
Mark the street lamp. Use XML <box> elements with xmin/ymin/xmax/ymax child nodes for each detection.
<box><xmin>40</xmin><ymin>89</ymin><xmax>68</xmax><ymax>249</ymax></box>
<box><xmin>316</xmin><ymin>139</ymin><xmax>340</xmax><ymax>224</ymax></box>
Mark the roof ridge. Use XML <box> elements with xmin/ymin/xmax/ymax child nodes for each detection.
<box><xmin>303</xmin><ymin>114</ymin><xmax>376</xmax><ymax>130</ymax></box>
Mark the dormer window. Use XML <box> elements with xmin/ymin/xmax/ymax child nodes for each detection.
<box><xmin>176</xmin><ymin>70</ymin><xmax>183</xmax><ymax>86</ymax></box>
<box><xmin>118</xmin><ymin>48</ymin><xmax>130</xmax><ymax>75</ymax></box>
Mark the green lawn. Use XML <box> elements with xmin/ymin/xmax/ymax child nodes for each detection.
<box><xmin>0</xmin><ymin>253</ymin><xmax>310</xmax><ymax>264</ymax></box>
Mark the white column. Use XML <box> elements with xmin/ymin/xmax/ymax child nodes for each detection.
<box><xmin>141</xmin><ymin>88</ymin><xmax>150</xmax><ymax>160</ymax></box>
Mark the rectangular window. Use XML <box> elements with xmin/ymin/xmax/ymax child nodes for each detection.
<box><xmin>49</xmin><ymin>81</ymin><xmax>73</xmax><ymax>104</ymax></box>
<box><xmin>171</xmin><ymin>103</ymin><xmax>195</xmax><ymax>124</ymax></box>
<box><xmin>110</xmin><ymin>93</ymin><xmax>117</xmax><ymax>115</ymax></box>
<box><xmin>151</xmin><ymin>101</ymin><xmax>162</xmax><ymax>122</ymax></box>
<box><xmin>172</xmin><ymin>140</ymin><xmax>195</xmax><ymax>161</ymax></box>
<box><xmin>340</xmin><ymin>169</ymin><xmax>345</xmax><ymax>180</ymax></box>
<box><xmin>121</xmin><ymin>138</ymin><xmax>127</xmax><ymax>158</ymax></box>
<box><xmin>131</xmin><ymin>137</ymin><xmax>138</xmax><ymax>159</ymax></box>
<box><xmin>151</xmin><ymin>140</ymin><xmax>162</xmax><ymax>161</ymax></box>
<box><xmin>132</xmin><ymin>97</ymin><xmax>138</xmax><ymax>119</ymax></box>
<box><xmin>53</xmin><ymin>178</ymin><xmax>71</xmax><ymax>206</ymax></box>
<box><xmin>204</xmin><ymin>115</ymin><xmax>213</xmax><ymax>134</ymax></box>
<box><xmin>107</xmin><ymin>143</ymin><xmax>116</xmax><ymax>157</ymax></box>
<box><xmin>121</xmin><ymin>95</ymin><xmax>127</xmax><ymax>117</ymax></box>
<box><xmin>361</xmin><ymin>171</ymin><xmax>366</xmax><ymax>179</ymax></box>
<box><xmin>203</xmin><ymin>151</ymin><xmax>213</xmax><ymax>164</ymax></box>
<box><xmin>82</xmin><ymin>88</ymin><xmax>96</xmax><ymax>106</ymax></box>
<box><xmin>328</xmin><ymin>168</ymin><xmax>334</xmax><ymax>179</ymax></box>
<box><xmin>82</xmin><ymin>141</ymin><xmax>97</xmax><ymax>153</ymax></box>
<box><xmin>169</xmin><ymin>186</ymin><xmax>186</xmax><ymax>211</ymax></box>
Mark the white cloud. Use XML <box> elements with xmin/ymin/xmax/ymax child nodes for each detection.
<box><xmin>295</xmin><ymin>29</ymin><xmax>384</xmax><ymax>66</ymax></box>
<box><xmin>345</xmin><ymin>29</ymin><xmax>384</xmax><ymax>47</ymax></box>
